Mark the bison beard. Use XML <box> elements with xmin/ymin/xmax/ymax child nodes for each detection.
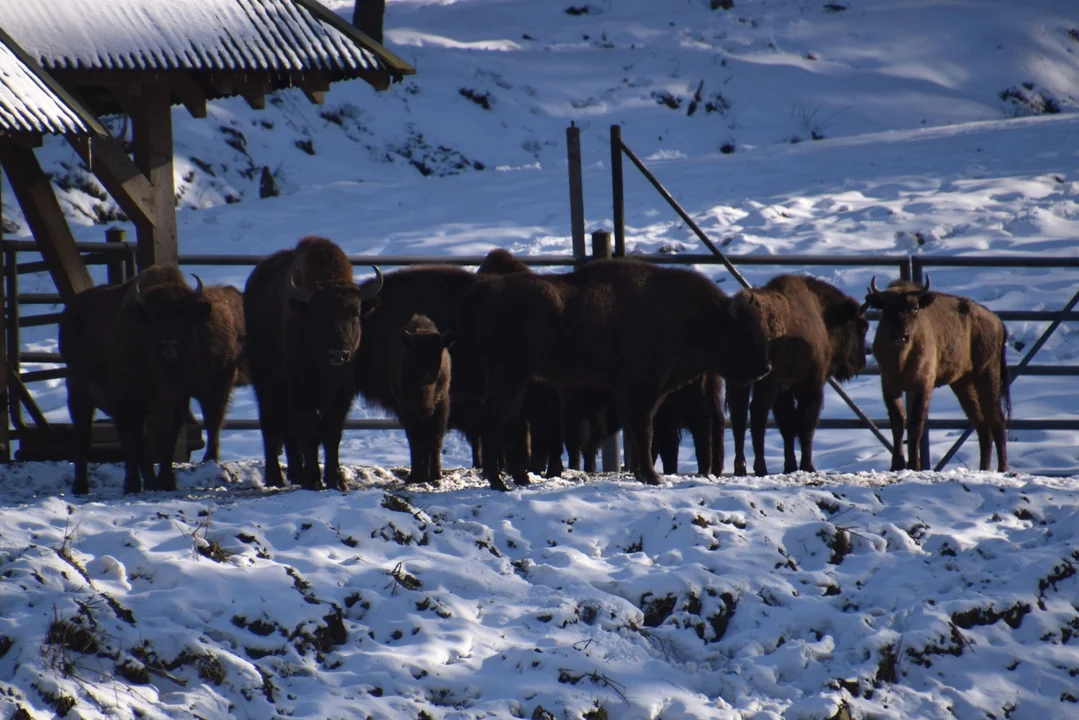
<box><xmin>59</xmin><ymin>266</ymin><xmax>213</xmax><ymax>495</ymax></box>
<box><xmin>244</xmin><ymin>236</ymin><xmax>382</xmax><ymax>490</ymax></box>
<box><xmin>865</xmin><ymin>275</ymin><xmax>1010</xmax><ymax>472</ymax></box>
<box><xmin>458</xmin><ymin>259</ymin><xmax>773</xmax><ymax>490</ymax></box>
<box><xmin>726</xmin><ymin>274</ymin><xmax>869</xmax><ymax>476</ymax></box>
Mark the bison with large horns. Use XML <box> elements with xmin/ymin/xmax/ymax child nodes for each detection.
<box><xmin>244</xmin><ymin>236</ymin><xmax>382</xmax><ymax>490</ymax></box>
<box><xmin>60</xmin><ymin>266</ymin><xmax>215</xmax><ymax>495</ymax></box>
<box><xmin>727</xmin><ymin>274</ymin><xmax>869</xmax><ymax>476</ymax></box>
<box><xmin>864</xmin><ymin>275</ymin><xmax>1010</xmax><ymax>471</ymax></box>
<box><xmin>458</xmin><ymin>258</ymin><xmax>773</xmax><ymax>489</ymax></box>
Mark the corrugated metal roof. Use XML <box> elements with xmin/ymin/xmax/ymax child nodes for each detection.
<box><xmin>0</xmin><ymin>0</ymin><xmax>398</xmax><ymax>76</ymax></box>
<box><xmin>0</xmin><ymin>33</ymin><xmax>90</xmax><ymax>134</ymax></box>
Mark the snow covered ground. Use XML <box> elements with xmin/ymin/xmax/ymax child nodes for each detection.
<box><xmin>1</xmin><ymin>0</ymin><xmax>1079</xmax><ymax>717</ymax></box>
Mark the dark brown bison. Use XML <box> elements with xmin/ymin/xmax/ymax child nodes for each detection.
<box><xmin>459</xmin><ymin>259</ymin><xmax>773</xmax><ymax>489</ymax></box>
<box><xmin>60</xmin><ymin>266</ymin><xmax>213</xmax><ymax>495</ymax></box>
<box><xmin>244</xmin><ymin>236</ymin><xmax>382</xmax><ymax>490</ymax></box>
<box><xmin>192</xmin><ymin>284</ymin><xmax>247</xmax><ymax>463</ymax></box>
<box><xmin>864</xmin><ymin>275</ymin><xmax>1009</xmax><ymax>471</ymax></box>
<box><xmin>386</xmin><ymin>314</ymin><xmax>455</xmax><ymax>484</ymax></box>
<box><xmin>651</xmin><ymin>373</ymin><xmax>725</xmax><ymax>476</ymax></box>
<box><xmin>563</xmin><ymin>388</ymin><xmax>620</xmax><ymax>473</ymax></box>
<box><xmin>727</xmin><ymin>274</ymin><xmax>869</xmax><ymax>476</ymax></box>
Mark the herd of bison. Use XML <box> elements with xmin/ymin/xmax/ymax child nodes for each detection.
<box><xmin>56</xmin><ymin>236</ymin><xmax>1011</xmax><ymax>497</ymax></box>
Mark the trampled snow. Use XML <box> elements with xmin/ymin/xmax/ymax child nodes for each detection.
<box><xmin>1</xmin><ymin>0</ymin><xmax>1079</xmax><ymax>717</ymax></box>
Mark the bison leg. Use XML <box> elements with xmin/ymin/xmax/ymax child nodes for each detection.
<box><xmin>905</xmin><ymin>384</ymin><xmax>933</xmax><ymax>471</ymax></box>
<box><xmin>318</xmin><ymin>390</ymin><xmax>353</xmax><ymax>492</ymax></box>
<box><xmin>429</xmin><ymin>397</ymin><xmax>450</xmax><ymax>483</ymax></box>
<box><xmin>727</xmin><ymin>383</ymin><xmax>751</xmax><ymax>477</ymax></box>
<box><xmin>710</xmin><ymin>376</ymin><xmax>725</xmax><ymax>476</ymax></box>
<box><xmin>197</xmin><ymin>371</ymin><xmax>235</xmax><ymax>464</ymax></box>
<box><xmin>402</xmin><ymin>418</ymin><xmax>431</xmax><ymax>484</ymax></box>
<box><xmin>881</xmin><ymin>382</ymin><xmax>907</xmax><ymax>471</ymax></box>
<box><xmin>286</xmin><ymin>396</ymin><xmax>321</xmax><ymax>489</ymax></box>
<box><xmin>149</xmin><ymin>402</ymin><xmax>187</xmax><ymax>492</ymax></box>
<box><xmin>543</xmin><ymin>389</ymin><xmax>565</xmax><ymax>479</ymax></box>
<box><xmin>67</xmin><ymin>381</ymin><xmax>95</xmax><ymax>496</ymax></box>
<box><xmin>652</xmin><ymin>407</ymin><xmax>681</xmax><ymax>475</ymax></box>
<box><xmin>113</xmin><ymin>412</ymin><xmax>146</xmax><ymax>494</ymax></box>
<box><xmin>750</xmin><ymin>379</ymin><xmax>779</xmax><ymax>476</ymax></box>
<box><xmin>619</xmin><ymin>393</ymin><xmax>663</xmax><ymax>486</ymax></box>
<box><xmin>253</xmin><ymin>385</ymin><xmax>287</xmax><ymax>488</ymax></box>
<box><xmin>794</xmin><ymin>385</ymin><xmax>824</xmax><ymax>473</ymax></box>
<box><xmin>972</xmin><ymin>373</ymin><xmax>1008</xmax><ymax>472</ymax></box>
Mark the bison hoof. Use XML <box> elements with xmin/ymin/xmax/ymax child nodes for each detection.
<box><xmin>73</xmin><ymin>479</ymin><xmax>90</xmax><ymax>496</ymax></box>
<box><xmin>487</xmin><ymin>475</ymin><xmax>513</xmax><ymax>492</ymax></box>
<box><xmin>890</xmin><ymin>457</ymin><xmax>906</xmax><ymax>472</ymax></box>
<box><xmin>513</xmin><ymin>473</ymin><xmax>531</xmax><ymax>487</ymax></box>
<box><xmin>122</xmin><ymin>479</ymin><xmax>141</xmax><ymax>494</ymax></box>
<box><xmin>636</xmin><ymin>470</ymin><xmax>663</xmax><ymax>486</ymax></box>
<box><xmin>754</xmin><ymin>462</ymin><xmax>768</xmax><ymax>477</ymax></box>
<box><xmin>733</xmin><ymin>459</ymin><xmax>748</xmax><ymax>477</ymax></box>
<box><xmin>403</xmin><ymin>473</ymin><xmax>429</xmax><ymax>485</ymax></box>
<box><xmin>799</xmin><ymin>462</ymin><xmax>817</xmax><ymax>473</ymax></box>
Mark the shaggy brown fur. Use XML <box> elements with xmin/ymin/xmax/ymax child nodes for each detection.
<box><xmin>59</xmin><ymin>266</ymin><xmax>213</xmax><ymax>495</ymax></box>
<box><xmin>650</xmin><ymin>373</ymin><xmax>725</xmax><ymax>476</ymax></box>
<box><xmin>244</xmin><ymin>236</ymin><xmax>382</xmax><ymax>490</ymax></box>
<box><xmin>192</xmin><ymin>284</ymin><xmax>248</xmax><ymax>464</ymax></box>
<box><xmin>563</xmin><ymin>389</ymin><xmax>620</xmax><ymax>473</ymax></box>
<box><xmin>865</xmin><ymin>276</ymin><xmax>1010</xmax><ymax>471</ymax></box>
<box><xmin>727</xmin><ymin>274</ymin><xmax>869</xmax><ymax>476</ymax></box>
<box><xmin>387</xmin><ymin>314</ymin><xmax>455</xmax><ymax>484</ymax></box>
<box><xmin>459</xmin><ymin>258</ymin><xmax>773</xmax><ymax>489</ymax></box>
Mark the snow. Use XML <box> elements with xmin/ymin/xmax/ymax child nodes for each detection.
<box><xmin>0</xmin><ymin>40</ymin><xmax>89</xmax><ymax>134</ymax></box>
<box><xmin>0</xmin><ymin>0</ymin><xmax>381</xmax><ymax>73</ymax></box>
<box><xmin>2</xmin><ymin>0</ymin><xmax>1079</xmax><ymax>716</ymax></box>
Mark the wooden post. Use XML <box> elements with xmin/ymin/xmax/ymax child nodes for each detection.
<box><xmin>132</xmin><ymin>85</ymin><xmax>177</xmax><ymax>270</ymax></box>
<box><xmin>567</xmin><ymin>124</ymin><xmax>586</xmax><ymax>263</ymax></box>
<box><xmin>911</xmin><ymin>261</ymin><xmax>930</xmax><ymax>468</ymax></box>
<box><xmin>105</xmin><ymin>227</ymin><xmax>127</xmax><ymax>284</ymax></box>
<box><xmin>610</xmin><ymin>124</ymin><xmax>626</xmax><ymax>258</ymax></box>
<box><xmin>0</xmin><ymin>248</ymin><xmax>8</xmax><ymax>462</ymax></box>
<box><xmin>0</xmin><ymin>140</ymin><xmax>94</xmax><ymax>303</ymax></box>
<box><xmin>591</xmin><ymin>230</ymin><xmax>622</xmax><ymax>471</ymax></box>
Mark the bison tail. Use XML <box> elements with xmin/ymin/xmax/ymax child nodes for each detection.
<box><xmin>999</xmin><ymin>331</ymin><xmax>1012</xmax><ymax>421</ymax></box>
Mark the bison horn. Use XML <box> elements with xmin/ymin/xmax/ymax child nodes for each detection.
<box><xmin>134</xmin><ymin>278</ymin><xmax>147</xmax><ymax>305</ymax></box>
<box><xmin>358</xmin><ymin>265</ymin><xmax>383</xmax><ymax>301</ymax></box>
<box><xmin>287</xmin><ymin>268</ymin><xmax>312</xmax><ymax>304</ymax></box>
<box><xmin>868</xmin><ymin>275</ymin><xmax>881</xmax><ymax>296</ymax></box>
<box><xmin>917</xmin><ymin>273</ymin><xmax>931</xmax><ymax>296</ymax></box>
<box><xmin>190</xmin><ymin>273</ymin><xmax>204</xmax><ymax>294</ymax></box>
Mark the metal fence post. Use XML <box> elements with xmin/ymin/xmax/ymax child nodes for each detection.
<box><xmin>610</xmin><ymin>125</ymin><xmax>626</xmax><ymax>258</ymax></box>
<box><xmin>567</xmin><ymin>124</ymin><xmax>587</xmax><ymax>263</ymax></box>
<box><xmin>911</xmin><ymin>258</ymin><xmax>930</xmax><ymax>467</ymax></box>
<box><xmin>105</xmin><ymin>226</ymin><xmax>126</xmax><ymax>285</ymax></box>
<box><xmin>0</xmin><ymin>249</ymin><xmax>8</xmax><ymax>462</ymax></box>
<box><xmin>591</xmin><ymin>230</ymin><xmax>623</xmax><ymax>471</ymax></box>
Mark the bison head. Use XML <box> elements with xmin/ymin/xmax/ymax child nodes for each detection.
<box><xmin>402</xmin><ymin>324</ymin><xmax>456</xmax><ymax>386</ymax></box>
<box><xmin>716</xmin><ymin>291</ymin><xmax>773</xmax><ymax>384</ymax></box>
<box><xmin>824</xmin><ymin>296</ymin><xmax>870</xmax><ymax>382</ymax></box>
<box><xmin>863</xmin><ymin>275</ymin><xmax>934</xmax><ymax>348</ymax></box>
<box><xmin>133</xmin><ymin>273</ymin><xmax>211</xmax><ymax>364</ymax></box>
<box><xmin>287</xmin><ymin>265</ymin><xmax>383</xmax><ymax>369</ymax></box>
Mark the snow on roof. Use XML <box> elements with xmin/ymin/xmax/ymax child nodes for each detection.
<box><xmin>0</xmin><ymin>33</ymin><xmax>91</xmax><ymax>135</ymax></box>
<box><xmin>0</xmin><ymin>0</ymin><xmax>388</xmax><ymax>76</ymax></box>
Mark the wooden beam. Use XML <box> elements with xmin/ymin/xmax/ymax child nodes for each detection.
<box><xmin>0</xmin><ymin>140</ymin><xmax>94</xmax><ymax>303</ymax></box>
<box><xmin>239</xmin><ymin>75</ymin><xmax>271</xmax><ymax>111</ymax></box>
<box><xmin>170</xmin><ymin>72</ymin><xmax>207</xmax><ymax>119</ymax></box>
<box><xmin>67</xmin><ymin>134</ymin><xmax>155</xmax><ymax>229</ymax></box>
<box><xmin>290</xmin><ymin>0</ymin><xmax>416</xmax><ymax>79</ymax></box>
<box><xmin>295</xmin><ymin>72</ymin><xmax>329</xmax><ymax>105</ymax></box>
<box><xmin>132</xmin><ymin>85</ymin><xmax>177</xmax><ymax>270</ymax></box>
<box><xmin>0</xmin><ymin>220</ymin><xmax>8</xmax><ymax>462</ymax></box>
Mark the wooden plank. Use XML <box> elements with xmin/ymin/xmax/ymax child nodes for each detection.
<box><xmin>170</xmin><ymin>72</ymin><xmax>207</xmax><ymax>119</ymax></box>
<box><xmin>132</xmin><ymin>85</ymin><xmax>177</xmax><ymax>270</ymax></box>
<box><xmin>295</xmin><ymin>72</ymin><xmax>328</xmax><ymax>105</ymax></box>
<box><xmin>0</xmin><ymin>246</ymin><xmax>8</xmax><ymax>462</ymax></box>
<box><xmin>0</xmin><ymin>140</ymin><xmax>94</xmax><ymax>303</ymax></box>
<box><xmin>67</xmin><ymin>134</ymin><xmax>156</xmax><ymax>229</ymax></box>
<box><xmin>7</xmin><ymin>366</ymin><xmax>51</xmax><ymax>432</ymax></box>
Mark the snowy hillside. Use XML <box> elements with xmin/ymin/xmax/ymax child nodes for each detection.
<box><xmin>1</xmin><ymin>0</ymin><xmax>1079</xmax><ymax>717</ymax></box>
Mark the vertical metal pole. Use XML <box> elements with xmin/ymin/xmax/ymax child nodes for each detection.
<box><xmin>567</xmin><ymin>124</ymin><xmax>587</xmax><ymax>263</ymax></box>
<box><xmin>610</xmin><ymin>124</ymin><xmax>626</xmax><ymax>258</ymax></box>
<box><xmin>899</xmin><ymin>256</ymin><xmax>912</xmax><ymax>283</ymax></box>
<box><xmin>911</xmin><ymin>259</ymin><xmax>930</xmax><ymax>467</ymax></box>
<box><xmin>105</xmin><ymin>226</ymin><xmax>126</xmax><ymax>284</ymax></box>
<box><xmin>591</xmin><ymin>231</ymin><xmax>622</xmax><ymax>471</ymax></box>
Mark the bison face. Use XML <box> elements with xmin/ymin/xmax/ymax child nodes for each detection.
<box><xmin>825</xmin><ymin>297</ymin><xmax>870</xmax><ymax>382</ymax></box>
<box><xmin>289</xmin><ymin>286</ymin><xmax>366</xmax><ymax>369</ymax></box>
<box><xmin>134</xmin><ymin>281</ymin><xmax>211</xmax><ymax>365</ymax></box>
<box><xmin>718</xmin><ymin>292</ymin><xmax>773</xmax><ymax>384</ymax></box>
<box><xmin>864</xmin><ymin>275</ymin><xmax>935</xmax><ymax>348</ymax></box>
<box><xmin>403</xmin><ymin>330</ymin><xmax>456</xmax><ymax>385</ymax></box>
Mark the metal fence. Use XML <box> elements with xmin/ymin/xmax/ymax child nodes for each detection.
<box><xmin>2</xmin><ymin>124</ymin><xmax>1078</xmax><ymax>473</ymax></box>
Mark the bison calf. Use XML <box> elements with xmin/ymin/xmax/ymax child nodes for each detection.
<box><xmin>864</xmin><ymin>275</ymin><xmax>1009</xmax><ymax>471</ymax></box>
<box><xmin>387</xmin><ymin>314</ymin><xmax>455</xmax><ymax>484</ymax></box>
<box><xmin>727</xmin><ymin>274</ymin><xmax>868</xmax><ymax>476</ymax></box>
<box><xmin>60</xmin><ymin>267</ymin><xmax>213</xmax><ymax>495</ymax></box>
<box><xmin>245</xmin><ymin>236</ymin><xmax>382</xmax><ymax>490</ymax></box>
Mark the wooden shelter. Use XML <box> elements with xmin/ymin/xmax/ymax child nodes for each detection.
<box><xmin>0</xmin><ymin>0</ymin><xmax>415</xmax><ymax>462</ymax></box>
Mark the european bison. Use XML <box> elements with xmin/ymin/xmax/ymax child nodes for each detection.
<box><xmin>192</xmin><ymin>284</ymin><xmax>247</xmax><ymax>464</ymax></box>
<box><xmin>244</xmin><ymin>236</ymin><xmax>382</xmax><ymax>490</ymax></box>
<box><xmin>727</xmin><ymin>274</ymin><xmax>868</xmax><ymax>476</ymax></box>
<box><xmin>386</xmin><ymin>314</ymin><xmax>455</xmax><ymax>484</ymax></box>
<box><xmin>651</xmin><ymin>373</ymin><xmax>725</xmax><ymax>476</ymax></box>
<box><xmin>563</xmin><ymin>388</ymin><xmax>620</xmax><ymax>473</ymax></box>
<box><xmin>60</xmin><ymin>266</ymin><xmax>213</xmax><ymax>495</ymax></box>
<box><xmin>459</xmin><ymin>259</ymin><xmax>773</xmax><ymax>489</ymax></box>
<box><xmin>864</xmin><ymin>275</ymin><xmax>1010</xmax><ymax>471</ymax></box>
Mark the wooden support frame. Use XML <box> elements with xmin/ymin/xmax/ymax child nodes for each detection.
<box><xmin>238</xmin><ymin>74</ymin><xmax>272</xmax><ymax>111</ymax></box>
<box><xmin>67</xmin><ymin>134</ymin><xmax>156</xmax><ymax>229</ymax></box>
<box><xmin>0</xmin><ymin>140</ymin><xmax>94</xmax><ymax>303</ymax></box>
<box><xmin>169</xmin><ymin>72</ymin><xmax>208</xmax><ymax>119</ymax></box>
<box><xmin>131</xmin><ymin>84</ymin><xmax>177</xmax><ymax>270</ymax></box>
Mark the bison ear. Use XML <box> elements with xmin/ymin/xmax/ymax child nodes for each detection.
<box><xmin>192</xmin><ymin>300</ymin><xmax>212</xmax><ymax>322</ymax></box>
<box><xmin>288</xmin><ymin>296</ymin><xmax>311</xmax><ymax>315</ymax></box>
<box><xmin>918</xmin><ymin>292</ymin><xmax>936</xmax><ymax>309</ymax></box>
<box><xmin>863</xmin><ymin>293</ymin><xmax>883</xmax><ymax>309</ymax></box>
<box><xmin>442</xmin><ymin>331</ymin><xmax>458</xmax><ymax>349</ymax></box>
